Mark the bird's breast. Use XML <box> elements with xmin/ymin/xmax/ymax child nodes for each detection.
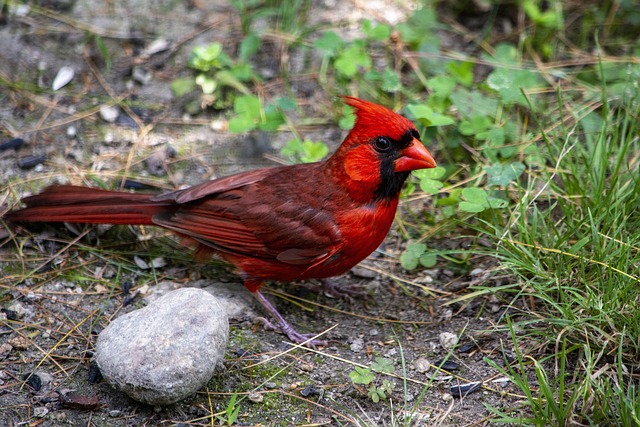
<box><xmin>330</xmin><ymin>198</ymin><xmax>399</xmax><ymax>268</ymax></box>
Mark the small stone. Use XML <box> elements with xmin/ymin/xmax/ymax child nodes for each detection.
<box><xmin>33</xmin><ymin>406</ymin><xmax>49</xmax><ymax>418</ymax></box>
<box><xmin>8</xmin><ymin>301</ymin><xmax>27</xmax><ymax>319</ymax></box>
<box><xmin>369</xmin><ymin>328</ymin><xmax>378</xmax><ymax>336</ymax></box>
<box><xmin>0</xmin><ymin>343</ymin><xmax>12</xmax><ymax>360</ymax></box>
<box><xmin>470</xmin><ymin>268</ymin><xmax>485</xmax><ymax>276</ymax></box>
<box><xmin>132</xmin><ymin>66</ymin><xmax>152</xmax><ymax>85</ymax></box>
<box><xmin>439</xmin><ymin>332</ymin><xmax>458</xmax><ymax>350</ymax></box>
<box><xmin>264</xmin><ymin>382</ymin><xmax>277</xmax><ymax>389</ymax></box>
<box><xmin>247</xmin><ymin>391</ymin><xmax>263</xmax><ymax>403</ymax></box>
<box><xmin>350</xmin><ymin>266</ymin><xmax>376</xmax><ymax>279</ymax></box>
<box><xmin>143</xmin><ymin>38</ymin><xmax>170</xmax><ymax>56</ymax></box>
<box><xmin>384</xmin><ymin>348</ymin><xmax>397</xmax><ymax>358</ymax></box>
<box><xmin>415</xmin><ymin>357</ymin><xmax>431</xmax><ymax>373</ymax></box>
<box><xmin>95</xmin><ymin>288</ymin><xmax>229</xmax><ymax>405</ymax></box>
<box><xmin>24</xmin><ymin>373</ymin><xmax>43</xmax><ymax>391</ymax></box>
<box><xmin>300</xmin><ymin>385</ymin><xmax>323</xmax><ymax>397</ymax></box>
<box><xmin>35</xmin><ymin>371</ymin><xmax>53</xmax><ymax>387</ymax></box>
<box><xmin>99</xmin><ymin>106</ymin><xmax>120</xmax><ymax>123</ymax></box>
<box><xmin>66</xmin><ymin>126</ymin><xmax>77</xmax><ymax>138</ymax></box>
<box><xmin>210</xmin><ymin>119</ymin><xmax>225</xmax><ymax>131</ymax></box>
<box><xmin>298</xmin><ymin>363</ymin><xmax>313</xmax><ymax>372</ymax></box>
<box><xmin>441</xmin><ymin>392</ymin><xmax>453</xmax><ymax>402</ymax></box>
<box><xmin>8</xmin><ymin>335</ymin><xmax>30</xmax><ymax>350</ymax></box>
<box><xmin>349</xmin><ymin>337</ymin><xmax>364</xmax><ymax>353</ymax></box>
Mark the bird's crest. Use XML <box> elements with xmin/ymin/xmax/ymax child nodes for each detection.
<box><xmin>341</xmin><ymin>96</ymin><xmax>416</xmax><ymax>141</ymax></box>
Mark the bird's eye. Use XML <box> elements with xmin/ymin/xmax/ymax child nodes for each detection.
<box><xmin>374</xmin><ymin>137</ymin><xmax>392</xmax><ymax>153</ymax></box>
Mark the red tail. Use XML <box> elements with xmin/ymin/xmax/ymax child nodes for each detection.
<box><xmin>5</xmin><ymin>185</ymin><xmax>174</xmax><ymax>225</ymax></box>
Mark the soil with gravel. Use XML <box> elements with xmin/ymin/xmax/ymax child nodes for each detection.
<box><xmin>0</xmin><ymin>2</ymin><xmax>527</xmax><ymax>426</ymax></box>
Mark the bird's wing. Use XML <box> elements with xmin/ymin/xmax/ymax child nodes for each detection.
<box><xmin>151</xmin><ymin>167</ymin><xmax>282</xmax><ymax>204</ymax></box>
<box><xmin>151</xmin><ymin>167</ymin><xmax>343</xmax><ymax>266</ymax></box>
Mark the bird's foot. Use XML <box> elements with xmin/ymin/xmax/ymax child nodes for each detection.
<box><xmin>255</xmin><ymin>317</ymin><xmax>327</xmax><ymax>347</ymax></box>
<box><xmin>300</xmin><ymin>278</ymin><xmax>368</xmax><ymax>303</ymax></box>
<box><xmin>252</xmin><ymin>290</ymin><xmax>327</xmax><ymax>348</ymax></box>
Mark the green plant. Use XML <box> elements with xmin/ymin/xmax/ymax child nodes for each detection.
<box><xmin>348</xmin><ymin>357</ymin><xmax>396</xmax><ymax>404</ymax></box>
<box><xmin>171</xmin><ymin>41</ymin><xmax>255</xmax><ymax>111</ymax></box>
<box><xmin>280</xmin><ymin>138</ymin><xmax>329</xmax><ymax>163</ymax></box>
<box><xmin>399</xmin><ymin>242</ymin><xmax>436</xmax><ymax>270</ymax></box>
<box><xmin>227</xmin><ymin>95</ymin><xmax>295</xmax><ymax>133</ymax></box>
<box><xmin>216</xmin><ymin>392</ymin><xmax>241</xmax><ymax>426</ymax></box>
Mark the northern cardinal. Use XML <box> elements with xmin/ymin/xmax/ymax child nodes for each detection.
<box><xmin>5</xmin><ymin>96</ymin><xmax>436</xmax><ymax>345</ymax></box>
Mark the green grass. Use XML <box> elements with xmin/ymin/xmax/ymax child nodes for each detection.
<box><xmin>469</xmin><ymin>82</ymin><xmax>640</xmax><ymax>425</ymax></box>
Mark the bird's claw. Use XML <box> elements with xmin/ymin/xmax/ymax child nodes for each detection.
<box><xmin>254</xmin><ymin>317</ymin><xmax>327</xmax><ymax>348</ymax></box>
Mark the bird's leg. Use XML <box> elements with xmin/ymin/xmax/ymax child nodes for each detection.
<box><xmin>251</xmin><ymin>290</ymin><xmax>327</xmax><ymax>347</ymax></box>
<box><xmin>298</xmin><ymin>278</ymin><xmax>368</xmax><ymax>303</ymax></box>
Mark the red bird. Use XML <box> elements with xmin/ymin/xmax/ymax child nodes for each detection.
<box><xmin>5</xmin><ymin>97</ymin><xmax>436</xmax><ymax>345</ymax></box>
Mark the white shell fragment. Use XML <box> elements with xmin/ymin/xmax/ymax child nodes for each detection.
<box><xmin>52</xmin><ymin>66</ymin><xmax>75</xmax><ymax>91</ymax></box>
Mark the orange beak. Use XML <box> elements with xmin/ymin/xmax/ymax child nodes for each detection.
<box><xmin>394</xmin><ymin>138</ymin><xmax>437</xmax><ymax>172</ymax></box>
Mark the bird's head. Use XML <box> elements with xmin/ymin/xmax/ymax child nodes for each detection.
<box><xmin>329</xmin><ymin>96</ymin><xmax>436</xmax><ymax>201</ymax></box>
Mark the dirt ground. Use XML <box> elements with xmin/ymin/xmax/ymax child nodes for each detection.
<box><xmin>0</xmin><ymin>1</ymin><xmax>528</xmax><ymax>425</ymax></box>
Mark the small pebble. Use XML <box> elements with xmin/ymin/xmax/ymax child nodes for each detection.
<box><xmin>132</xmin><ymin>66</ymin><xmax>152</xmax><ymax>85</ymax></box>
<box><xmin>300</xmin><ymin>385</ymin><xmax>323</xmax><ymax>397</ymax></box>
<box><xmin>0</xmin><ymin>343</ymin><xmax>13</xmax><ymax>360</ymax></box>
<box><xmin>23</xmin><ymin>372</ymin><xmax>42</xmax><ymax>391</ymax></box>
<box><xmin>349</xmin><ymin>337</ymin><xmax>364</xmax><ymax>353</ymax></box>
<box><xmin>469</xmin><ymin>268</ymin><xmax>485</xmax><ymax>276</ymax></box>
<box><xmin>350</xmin><ymin>266</ymin><xmax>376</xmax><ymax>279</ymax></box>
<box><xmin>32</xmin><ymin>407</ymin><xmax>49</xmax><ymax>418</ymax></box>
<box><xmin>414</xmin><ymin>357</ymin><xmax>431</xmax><ymax>373</ymax></box>
<box><xmin>66</xmin><ymin>126</ymin><xmax>77</xmax><ymax>138</ymax></box>
<box><xmin>8</xmin><ymin>336</ymin><xmax>30</xmax><ymax>350</ymax></box>
<box><xmin>1</xmin><ymin>309</ymin><xmax>18</xmax><ymax>321</ymax></box>
<box><xmin>99</xmin><ymin>106</ymin><xmax>120</xmax><ymax>123</ymax></box>
<box><xmin>8</xmin><ymin>301</ymin><xmax>27</xmax><ymax>319</ymax></box>
<box><xmin>143</xmin><ymin>38</ymin><xmax>170</xmax><ymax>56</ymax></box>
<box><xmin>248</xmin><ymin>391</ymin><xmax>263</xmax><ymax>403</ymax></box>
<box><xmin>298</xmin><ymin>363</ymin><xmax>313</xmax><ymax>372</ymax></box>
<box><xmin>439</xmin><ymin>332</ymin><xmax>458</xmax><ymax>350</ymax></box>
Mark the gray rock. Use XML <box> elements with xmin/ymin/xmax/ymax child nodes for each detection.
<box><xmin>95</xmin><ymin>288</ymin><xmax>229</xmax><ymax>405</ymax></box>
<box><xmin>144</xmin><ymin>280</ymin><xmax>259</xmax><ymax>322</ymax></box>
